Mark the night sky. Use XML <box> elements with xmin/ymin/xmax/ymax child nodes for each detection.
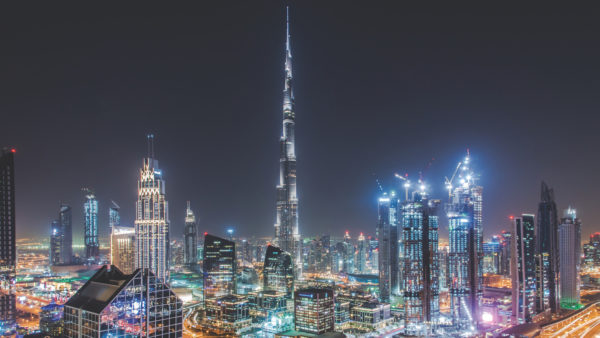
<box><xmin>2</xmin><ymin>2</ymin><xmax>599</xmax><ymax>243</ymax></box>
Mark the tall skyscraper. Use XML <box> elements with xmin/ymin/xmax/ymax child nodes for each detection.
<box><xmin>535</xmin><ymin>181</ymin><xmax>559</xmax><ymax>314</ymax></box>
<box><xmin>83</xmin><ymin>189</ymin><xmax>99</xmax><ymax>260</ymax></box>
<box><xmin>109</xmin><ymin>200</ymin><xmax>120</xmax><ymax>228</ymax></box>
<box><xmin>263</xmin><ymin>245</ymin><xmax>294</xmax><ymax>298</ymax></box>
<box><xmin>274</xmin><ymin>6</ymin><xmax>301</xmax><ymax>276</ymax></box>
<box><xmin>401</xmin><ymin>189</ymin><xmax>440</xmax><ymax>332</ymax></box>
<box><xmin>558</xmin><ymin>208</ymin><xmax>581</xmax><ymax>309</ymax></box>
<box><xmin>203</xmin><ymin>234</ymin><xmax>236</xmax><ymax>301</ymax></box>
<box><xmin>377</xmin><ymin>191</ymin><xmax>400</xmax><ymax>302</ymax></box>
<box><xmin>59</xmin><ymin>204</ymin><xmax>72</xmax><ymax>265</ymax></box>
<box><xmin>500</xmin><ymin>231</ymin><xmax>512</xmax><ymax>277</ymax></box>
<box><xmin>356</xmin><ymin>233</ymin><xmax>367</xmax><ymax>274</ymax></box>
<box><xmin>583</xmin><ymin>232</ymin><xmax>600</xmax><ymax>268</ymax></box>
<box><xmin>511</xmin><ymin>214</ymin><xmax>536</xmax><ymax>324</ymax></box>
<box><xmin>110</xmin><ymin>225</ymin><xmax>135</xmax><ymax>274</ymax></box>
<box><xmin>0</xmin><ymin>148</ymin><xmax>16</xmax><ymax>335</ymax></box>
<box><xmin>184</xmin><ymin>201</ymin><xmax>198</xmax><ymax>267</ymax></box>
<box><xmin>135</xmin><ymin>134</ymin><xmax>170</xmax><ymax>283</ymax></box>
<box><xmin>50</xmin><ymin>220</ymin><xmax>62</xmax><ymax>265</ymax></box>
<box><xmin>446</xmin><ymin>153</ymin><xmax>483</xmax><ymax>328</ymax></box>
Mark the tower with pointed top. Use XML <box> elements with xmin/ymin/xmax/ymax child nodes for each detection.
<box><xmin>184</xmin><ymin>201</ymin><xmax>198</xmax><ymax>267</ymax></box>
<box><xmin>275</xmin><ymin>6</ymin><xmax>301</xmax><ymax>276</ymax></box>
<box><xmin>135</xmin><ymin>134</ymin><xmax>170</xmax><ymax>283</ymax></box>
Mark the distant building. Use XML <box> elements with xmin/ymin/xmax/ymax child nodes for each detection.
<box><xmin>377</xmin><ymin>191</ymin><xmax>400</xmax><ymax>302</ymax></box>
<box><xmin>558</xmin><ymin>208</ymin><xmax>581</xmax><ymax>308</ymax></box>
<box><xmin>184</xmin><ymin>201</ymin><xmax>198</xmax><ymax>267</ymax></box>
<box><xmin>59</xmin><ymin>204</ymin><xmax>73</xmax><ymax>264</ymax></box>
<box><xmin>63</xmin><ymin>265</ymin><xmax>182</xmax><ymax>337</ymax></box>
<box><xmin>264</xmin><ymin>245</ymin><xmax>294</xmax><ymax>298</ymax></box>
<box><xmin>511</xmin><ymin>214</ymin><xmax>536</xmax><ymax>323</ymax></box>
<box><xmin>50</xmin><ymin>220</ymin><xmax>62</xmax><ymax>266</ymax></box>
<box><xmin>294</xmin><ymin>288</ymin><xmax>335</xmax><ymax>335</ymax></box>
<box><xmin>39</xmin><ymin>303</ymin><xmax>63</xmax><ymax>337</ymax></box>
<box><xmin>205</xmin><ymin>294</ymin><xmax>251</xmax><ymax>334</ymax></box>
<box><xmin>203</xmin><ymin>234</ymin><xmax>236</xmax><ymax>301</ymax></box>
<box><xmin>109</xmin><ymin>200</ymin><xmax>120</xmax><ymax>228</ymax></box>
<box><xmin>350</xmin><ymin>301</ymin><xmax>392</xmax><ymax>330</ymax></box>
<box><xmin>0</xmin><ymin>147</ymin><xmax>16</xmax><ymax>335</ymax></box>
<box><xmin>583</xmin><ymin>232</ymin><xmax>600</xmax><ymax>268</ymax></box>
<box><xmin>483</xmin><ymin>236</ymin><xmax>502</xmax><ymax>274</ymax></box>
<box><xmin>356</xmin><ymin>233</ymin><xmax>367</xmax><ymax>274</ymax></box>
<box><xmin>535</xmin><ymin>181</ymin><xmax>559</xmax><ymax>314</ymax></box>
<box><xmin>110</xmin><ymin>225</ymin><xmax>135</xmax><ymax>274</ymax></box>
<box><xmin>500</xmin><ymin>231</ymin><xmax>512</xmax><ymax>277</ymax></box>
<box><xmin>83</xmin><ymin>189</ymin><xmax>99</xmax><ymax>260</ymax></box>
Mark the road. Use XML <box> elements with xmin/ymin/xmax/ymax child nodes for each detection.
<box><xmin>539</xmin><ymin>302</ymin><xmax>600</xmax><ymax>337</ymax></box>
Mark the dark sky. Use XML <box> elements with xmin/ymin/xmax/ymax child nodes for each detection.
<box><xmin>2</xmin><ymin>2</ymin><xmax>599</xmax><ymax>243</ymax></box>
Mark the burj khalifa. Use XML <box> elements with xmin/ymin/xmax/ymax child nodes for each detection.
<box><xmin>275</xmin><ymin>6</ymin><xmax>301</xmax><ymax>276</ymax></box>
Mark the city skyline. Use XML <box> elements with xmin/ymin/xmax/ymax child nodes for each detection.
<box><xmin>3</xmin><ymin>2</ymin><xmax>600</xmax><ymax>241</ymax></box>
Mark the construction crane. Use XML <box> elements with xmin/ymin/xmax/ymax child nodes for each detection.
<box><xmin>394</xmin><ymin>173</ymin><xmax>411</xmax><ymax>201</ymax></box>
<box><xmin>444</xmin><ymin>161</ymin><xmax>463</xmax><ymax>198</ymax></box>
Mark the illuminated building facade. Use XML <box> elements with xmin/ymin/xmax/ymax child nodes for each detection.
<box><xmin>111</xmin><ymin>225</ymin><xmax>135</xmax><ymax>274</ymax></box>
<box><xmin>183</xmin><ymin>201</ymin><xmax>198</xmax><ymax>267</ymax></box>
<box><xmin>275</xmin><ymin>6</ymin><xmax>301</xmax><ymax>276</ymax></box>
<box><xmin>401</xmin><ymin>191</ymin><xmax>440</xmax><ymax>331</ymax></box>
<box><xmin>59</xmin><ymin>204</ymin><xmax>73</xmax><ymax>264</ymax></box>
<box><xmin>535</xmin><ymin>181</ymin><xmax>559</xmax><ymax>314</ymax></box>
<box><xmin>263</xmin><ymin>245</ymin><xmax>294</xmax><ymax>298</ymax></box>
<box><xmin>39</xmin><ymin>303</ymin><xmax>64</xmax><ymax>337</ymax></box>
<box><xmin>558</xmin><ymin>208</ymin><xmax>581</xmax><ymax>308</ymax></box>
<box><xmin>0</xmin><ymin>148</ymin><xmax>16</xmax><ymax>335</ymax></box>
<box><xmin>203</xmin><ymin>234</ymin><xmax>236</xmax><ymax>301</ymax></box>
<box><xmin>50</xmin><ymin>220</ymin><xmax>62</xmax><ymax>265</ymax></box>
<box><xmin>500</xmin><ymin>231</ymin><xmax>512</xmax><ymax>276</ymax></box>
<box><xmin>109</xmin><ymin>200</ymin><xmax>120</xmax><ymax>228</ymax></box>
<box><xmin>294</xmin><ymin>288</ymin><xmax>335</xmax><ymax>335</ymax></box>
<box><xmin>446</xmin><ymin>153</ymin><xmax>483</xmax><ymax>328</ymax></box>
<box><xmin>135</xmin><ymin>134</ymin><xmax>170</xmax><ymax>283</ymax></box>
<box><xmin>377</xmin><ymin>191</ymin><xmax>400</xmax><ymax>302</ymax></box>
<box><xmin>583</xmin><ymin>232</ymin><xmax>600</xmax><ymax>268</ymax></box>
<box><xmin>83</xmin><ymin>189</ymin><xmax>99</xmax><ymax>260</ymax></box>
<box><xmin>356</xmin><ymin>233</ymin><xmax>367</xmax><ymax>274</ymax></box>
<box><xmin>483</xmin><ymin>236</ymin><xmax>502</xmax><ymax>274</ymax></box>
<box><xmin>511</xmin><ymin>214</ymin><xmax>536</xmax><ymax>323</ymax></box>
<box><xmin>350</xmin><ymin>301</ymin><xmax>392</xmax><ymax>330</ymax></box>
<box><xmin>205</xmin><ymin>295</ymin><xmax>251</xmax><ymax>333</ymax></box>
<box><xmin>64</xmin><ymin>265</ymin><xmax>182</xmax><ymax>337</ymax></box>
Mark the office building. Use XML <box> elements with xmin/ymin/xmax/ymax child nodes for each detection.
<box><xmin>263</xmin><ymin>245</ymin><xmax>294</xmax><ymax>298</ymax></box>
<box><xmin>205</xmin><ymin>294</ymin><xmax>252</xmax><ymax>334</ymax></box>
<box><xmin>356</xmin><ymin>233</ymin><xmax>367</xmax><ymax>274</ymax></box>
<box><xmin>377</xmin><ymin>191</ymin><xmax>400</xmax><ymax>302</ymax></box>
<box><xmin>446</xmin><ymin>153</ymin><xmax>483</xmax><ymax>328</ymax></box>
<box><xmin>50</xmin><ymin>220</ymin><xmax>62</xmax><ymax>265</ymax></box>
<box><xmin>39</xmin><ymin>303</ymin><xmax>63</xmax><ymax>337</ymax></box>
<box><xmin>0</xmin><ymin>148</ymin><xmax>16</xmax><ymax>335</ymax></box>
<box><xmin>110</xmin><ymin>225</ymin><xmax>135</xmax><ymax>274</ymax></box>
<box><xmin>401</xmin><ymin>189</ymin><xmax>440</xmax><ymax>331</ymax></box>
<box><xmin>511</xmin><ymin>214</ymin><xmax>536</xmax><ymax>323</ymax></box>
<box><xmin>583</xmin><ymin>232</ymin><xmax>600</xmax><ymax>268</ymax></box>
<box><xmin>63</xmin><ymin>265</ymin><xmax>182</xmax><ymax>337</ymax></box>
<box><xmin>294</xmin><ymin>288</ymin><xmax>335</xmax><ymax>335</ymax></box>
<box><xmin>483</xmin><ymin>236</ymin><xmax>502</xmax><ymax>274</ymax></box>
<box><xmin>350</xmin><ymin>301</ymin><xmax>392</xmax><ymax>331</ymax></box>
<box><xmin>135</xmin><ymin>134</ymin><xmax>170</xmax><ymax>283</ymax></box>
<box><xmin>203</xmin><ymin>234</ymin><xmax>236</xmax><ymax>301</ymax></box>
<box><xmin>109</xmin><ymin>200</ymin><xmax>120</xmax><ymax>228</ymax></box>
<box><xmin>83</xmin><ymin>189</ymin><xmax>99</xmax><ymax>260</ymax></box>
<box><xmin>274</xmin><ymin>6</ymin><xmax>301</xmax><ymax>276</ymax></box>
<box><xmin>535</xmin><ymin>181</ymin><xmax>559</xmax><ymax>314</ymax></box>
<box><xmin>500</xmin><ymin>231</ymin><xmax>512</xmax><ymax>277</ymax></box>
<box><xmin>558</xmin><ymin>208</ymin><xmax>581</xmax><ymax>308</ymax></box>
<box><xmin>184</xmin><ymin>201</ymin><xmax>198</xmax><ymax>267</ymax></box>
<box><xmin>59</xmin><ymin>204</ymin><xmax>73</xmax><ymax>264</ymax></box>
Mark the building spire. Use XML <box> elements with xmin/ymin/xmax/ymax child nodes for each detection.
<box><xmin>283</xmin><ymin>5</ymin><xmax>294</xmax><ymax>117</ymax></box>
<box><xmin>147</xmin><ymin>134</ymin><xmax>155</xmax><ymax>159</ymax></box>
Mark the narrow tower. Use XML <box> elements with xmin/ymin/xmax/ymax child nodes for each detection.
<box><xmin>535</xmin><ymin>181</ymin><xmax>559</xmax><ymax>314</ymax></box>
<box><xmin>83</xmin><ymin>188</ymin><xmax>99</xmax><ymax>260</ymax></box>
<box><xmin>183</xmin><ymin>201</ymin><xmax>198</xmax><ymax>267</ymax></box>
<box><xmin>135</xmin><ymin>134</ymin><xmax>170</xmax><ymax>283</ymax></box>
<box><xmin>275</xmin><ymin>6</ymin><xmax>301</xmax><ymax>276</ymax></box>
<box><xmin>0</xmin><ymin>148</ymin><xmax>16</xmax><ymax>335</ymax></box>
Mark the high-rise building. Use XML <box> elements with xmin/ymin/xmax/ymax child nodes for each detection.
<box><xmin>511</xmin><ymin>214</ymin><xmax>536</xmax><ymax>324</ymax></box>
<box><xmin>483</xmin><ymin>236</ymin><xmax>502</xmax><ymax>274</ymax></box>
<box><xmin>50</xmin><ymin>220</ymin><xmax>62</xmax><ymax>265</ymax></box>
<box><xmin>401</xmin><ymin>190</ymin><xmax>440</xmax><ymax>331</ymax></box>
<box><xmin>558</xmin><ymin>208</ymin><xmax>581</xmax><ymax>309</ymax></box>
<box><xmin>500</xmin><ymin>231</ymin><xmax>512</xmax><ymax>277</ymax></box>
<box><xmin>535</xmin><ymin>181</ymin><xmax>559</xmax><ymax>314</ymax></box>
<box><xmin>294</xmin><ymin>288</ymin><xmax>335</xmax><ymax>335</ymax></box>
<box><xmin>203</xmin><ymin>234</ymin><xmax>236</xmax><ymax>301</ymax></box>
<box><xmin>377</xmin><ymin>191</ymin><xmax>400</xmax><ymax>303</ymax></box>
<box><xmin>109</xmin><ymin>200</ymin><xmax>120</xmax><ymax>228</ymax></box>
<box><xmin>64</xmin><ymin>265</ymin><xmax>182</xmax><ymax>337</ymax></box>
<box><xmin>356</xmin><ymin>233</ymin><xmax>367</xmax><ymax>274</ymax></box>
<box><xmin>184</xmin><ymin>201</ymin><xmax>198</xmax><ymax>267</ymax></box>
<box><xmin>263</xmin><ymin>245</ymin><xmax>294</xmax><ymax>298</ymax></box>
<box><xmin>83</xmin><ymin>189</ymin><xmax>99</xmax><ymax>260</ymax></box>
<box><xmin>135</xmin><ymin>134</ymin><xmax>170</xmax><ymax>283</ymax></box>
<box><xmin>446</xmin><ymin>153</ymin><xmax>483</xmax><ymax>328</ymax></box>
<box><xmin>274</xmin><ymin>6</ymin><xmax>301</xmax><ymax>277</ymax></box>
<box><xmin>59</xmin><ymin>204</ymin><xmax>73</xmax><ymax>264</ymax></box>
<box><xmin>0</xmin><ymin>148</ymin><xmax>16</xmax><ymax>335</ymax></box>
<box><xmin>39</xmin><ymin>303</ymin><xmax>63</xmax><ymax>337</ymax></box>
<box><xmin>110</xmin><ymin>225</ymin><xmax>135</xmax><ymax>274</ymax></box>
<box><xmin>583</xmin><ymin>232</ymin><xmax>600</xmax><ymax>268</ymax></box>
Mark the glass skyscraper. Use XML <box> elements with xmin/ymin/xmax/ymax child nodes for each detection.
<box><xmin>263</xmin><ymin>245</ymin><xmax>294</xmax><ymax>298</ymax></box>
<box><xmin>0</xmin><ymin>148</ymin><xmax>16</xmax><ymax>335</ymax></box>
<box><xmin>535</xmin><ymin>181</ymin><xmax>559</xmax><ymax>314</ymax></box>
<box><xmin>184</xmin><ymin>201</ymin><xmax>198</xmax><ymax>267</ymax></box>
<box><xmin>83</xmin><ymin>189</ymin><xmax>99</xmax><ymax>260</ymax></box>
<box><xmin>377</xmin><ymin>191</ymin><xmax>399</xmax><ymax>303</ymax></box>
<box><xmin>50</xmin><ymin>220</ymin><xmax>62</xmax><ymax>266</ymax></box>
<box><xmin>59</xmin><ymin>204</ymin><xmax>72</xmax><ymax>265</ymax></box>
<box><xmin>558</xmin><ymin>208</ymin><xmax>581</xmax><ymax>309</ymax></box>
<box><xmin>511</xmin><ymin>214</ymin><xmax>536</xmax><ymax>323</ymax></box>
<box><xmin>111</xmin><ymin>225</ymin><xmax>136</xmax><ymax>274</ymax></box>
<box><xmin>135</xmin><ymin>134</ymin><xmax>170</xmax><ymax>283</ymax></box>
<box><xmin>294</xmin><ymin>288</ymin><xmax>335</xmax><ymax>335</ymax></box>
<box><xmin>203</xmin><ymin>234</ymin><xmax>236</xmax><ymax>301</ymax></box>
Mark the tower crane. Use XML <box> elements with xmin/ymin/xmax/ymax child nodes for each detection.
<box><xmin>394</xmin><ymin>173</ymin><xmax>411</xmax><ymax>201</ymax></box>
<box><xmin>444</xmin><ymin>161</ymin><xmax>463</xmax><ymax>198</ymax></box>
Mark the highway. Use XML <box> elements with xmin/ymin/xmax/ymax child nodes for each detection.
<box><xmin>539</xmin><ymin>302</ymin><xmax>600</xmax><ymax>337</ymax></box>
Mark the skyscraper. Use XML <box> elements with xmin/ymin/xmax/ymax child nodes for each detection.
<box><xmin>275</xmin><ymin>6</ymin><xmax>301</xmax><ymax>276</ymax></box>
<box><xmin>583</xmin><ymin>232</ymin><xmax>600</xmax><ymax>268</ymax></box>
<box><xmin>59</xmin><ymin>204</ymin><xmax>73</xmax><ymax>265</ymax></box>
<box><xmin>135</xmin><ymin>134</ymin><xmax>170</xmax><ymax>283</ymax></box>
<box><xmin>377</xmin><ymin>191</ymin><xmax>399</xmax><ymax>302</ymax></box>
<box><xmin>83</xmin><ymin>189</ymin><xmax>99</xmax><ymax>260</ymax></box>
<box><xmin>50</xmin><ymin>220</ymin><xmax>62</xmax><ymax>265</ymax></box>
<box><xmin>356</xmin><ymin>233</ymin><xmax>367</xmax><ymax>274</ymax></box>
<box><xmin>109</xmin><ymin>200</ymin><xmax>120</xmax><ymax>228</ymax></box>
<box><xmin>203</xmin><ymin>234</ymin><xmax>236</xmax><ymax>301</ymax></box>
<box><xmin>263</xmin><ymin>245</ymin><xmax>294</xmax><ymax>298</ymax></box>
<box><xmin>294</xmin><ymin>288</ymin><xmax>335</xmax><ymax>335</ymax></box>
<box><xmin>0</xmin><ymin>148</ymin><xmax>16</xmax><ymax>335</ymax></box>
<box><xmin>184</xmin><ymin>201</ymin><xmax>198</xmax><ymax>267</ymax></box>
<box><xmin>401</xmin><ymin>189</ymin><xmax>440</xmax><ymax>332</ymax></box>
<box><xmin>558</xmin><ymin>208</ymin><xmax>581</xmax><ymax>309</ymax></box>
<box><xmin>111</xmin><ymin>225</ymin><xmax>135</xmax><ymax>274</ymax></box>
<box><xmin>511</xmin><ymin>214</ymin><xmax>536</xmax><ymax>324</ymax></box>
<box><xmin>446</xmin><ymin>153</ymin><xmax>483</xmax><ymax>328</ymax></box>
<box><xmin>535</xmin><ymin>181</ymin><xmax>559</xmax><ymax>314</ymax></box>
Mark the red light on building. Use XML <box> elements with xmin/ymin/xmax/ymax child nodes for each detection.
<box><xmin>10</xmin><ymin>148</ymin><xmax>16</xmax><ymax>153</ymax></box>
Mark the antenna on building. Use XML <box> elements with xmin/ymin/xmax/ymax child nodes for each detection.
<box><xmin>147</xmin><ymin>134</ymin><xmax>155</xmax><ymax>159</ymax></box>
